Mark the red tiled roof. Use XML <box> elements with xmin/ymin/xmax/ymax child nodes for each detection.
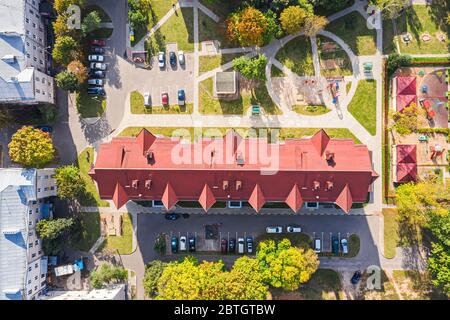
<box><xmin>396</xmin><ymin>163</ymin><xmax>417</xmax><ymax>183</ymax></box>
<box><xmin>248</xmin><ymin>184</ymin><xmax>265</xmax><ymax>212</ymax></box>
<box><xmin>396</xmin><ymin>145</ymin><xmax>417</xmax><ymax>183</ymax></box>
<box><xmin>199</xmin><ymin>183</ymin><xmax>216</xmax><ymax>211</ymax></box>
<box><xmin>112</xmin><ymin>182</ymin><xmax>128</xmax><ymax>208</ymax></box>
<box><xmin>162</xmin><ymin>183</ymin><xmax>178</xmax><ymax>210</ymax></box>
<box><xmin>397</xmin><ymin>144</ymin><xmax>417</xmax><ymax>163</ymax></box>
<box><xmin>285</xmin><ymin>184</ymin><xmax>303</xmax><ymax>213</ymax></box>
<box><xmin>335</xmin><ymin>184</ymin><xmax>353</xmax><ymax>214</ymax></box>
<box><xmin>396</xmin><ymin>77</ymin><xmax>417</xmax><ymax>112</ymax></box>
<box><xmin>396</xmin><ymin>95</ymin><xmax>417</xmax><ymax>112</ymax></box>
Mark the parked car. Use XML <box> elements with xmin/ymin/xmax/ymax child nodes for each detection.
<box><xmin>266</xmin><ymin>226</ymin><xmax>283</xmax><ymax>234</ymax></box>
<box><xmin>90</xmin><ymin>62</ymin><xmax>107</xmax><ymax>70</ymax></box>
<box><xmin>90</xmin><ymin>39</ymin><xmax>106</xmax><ymax>46</ymax></box>
<box><xmin>169</xmin><ymin>51</ymin><xmax>176</xmax><ymax>67</ymax></box>
<box><xmin>228</xmin><ymin>238</ymin><xmax>236</xmax><ymax>253</ymax></box>
<box><xmin>88</xmin><ymin>55</ymin><xmax>104</xmax><ymax>62</ymax></box>
<box><xmin>91</xmin><ymin>47</ymin><xmax>105</xmax><ymax>54</ymax></box>
<box><xmin>237</xmin><ymin>237</ymin><xmax>245</xmax><ymax>254</ymax></box>
<box><xmin>178</xmin><ymin>51</ymin><xmax>185</xmax><ymax>65</ymax></box>
<box><xmin>158</xmin><ymin>52</ymin><xmax>165</xmax><ymax>68</ymax></box>
<box><xmin>177</xmin><ymin>89</ymin><xmax>185</xmax><ymax>106</ymax></box>
<box><xmin>286</xmin><ymin>225</ymin><xmax>302</xmax><ymax>233</ymax></box>
<box><xmin>87</xmin><ymin>87</ymin><xmax>105</xmax><ymax>95</ymax></box>
<box><xmin>221</xmin><ymin>239</ymin><xmax>228</xmax><ymax>254</ymax></box>
<box><xmin>351</xmin><ymin>271</ymin><xmax>362</xmax><ymax>284</ymax></box>
<box><xmin>89</xmin><ymin>70</ymin><xmax>105</xmax><ymax>78</ymax></box>
<box><xmin>87</xmin><ymin>79</ymin><xmax>104</xmax><ymax>86</ymax></box>
<box><xmin>161</xmin><ymin>92</ymin><xmax>169</xmax><ymax>106</ymax></box>
<box><xmin>246</xmin><ymin>236</ymin><xmax>253</xmax><ymax>254</ymax></box>
<box><xmin>164</xmin><ymin>213</ymin><xmax>180</xmax><ymax>220</ymax></box>
<box><xmin>171</xmin><ymin>236</ymin><xmax>178</xmax><ymax>253</ymax></box>
<box><xmin>314</xmin><ymin>238</ymin><xmax>321</xmax><ymax>253</ymax></box>
<box><xmin>179</xmin><ymin>236</ymin><xmax>187</xmax><ymax>251</ymax></box>
<box><xmin>188</xmin><ymin>236</ymin><xmax>196</xmax><ymax>252</ymax></box>
<box><xmin>332</xmin><ymin>236</ymin><xmax>339</xmax><ymax>255</ymax></box>
<box><xmin>34</xmin><ymin>125</ymin><xmax>53</xmax><ymax>134</ymax></box>
<box><xmin>341</xmin><ymin>238</ymin><xmax>348</xmax><ymax>254</ymax></box>
<box><xmin>144</xmin><ymin>92</ymin><xmax>151</xmax><ymax>106</ymax></box>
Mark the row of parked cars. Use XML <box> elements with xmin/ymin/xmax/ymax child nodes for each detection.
<box><xmin>158</xmin><ymin>50</ymin><xmax>184</xmax><ymax>69</ymax></box>
<box><xmin>87</xmin><ymin>39</ymin><xmax>107</xmax><ymax>96</ymax></box>
<box><xmin>170</xmin><ymin>235</ymin><xmax>254</xmax><ymax>255</ymax></box>
<box><xmin>171</xmin><ymin>235</ymin><xmax>196</xmax><ymax>253</ymax></box>
<box><xmin>313</xmin><ymin>236</ymin><xmax>348</xmax><ymax>254</ymax></box>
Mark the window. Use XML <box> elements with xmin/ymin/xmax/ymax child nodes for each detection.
<box><xmin>37</xmin><ymin>188</ymin><xmax>41</xmax><ymax>192</ymax></box>
<box><xmin>32</xmin><ymin>201</ymin><xmax>37</xmax><ymax>205</ymax></box>
<box><xmin>31</xmin><ymin>253</ymin><xmax>36</xmax><ymax>258</ymax></box>
<box><xmin>28</xmin><ymin>232</ymin><xmax>33</xmax><ymax>236</ymax></box>
<box><xmin>28</xmin><ymin>267</ymin><xmax>32</xmax><ymax>272</ymax></box>
<box><xmin>42</xmin><ymin>78</ymin><xmax>45</xmax><ymax>84</ymax></box>
<box><xmin>38</xmin><ymin>250</ymin><xmax>41</xmax><ymax>255</ymax></box>
<box><xmin>28</xmin><ymin>280</ymin><xmax>31</xmax><ymax>284</ymax></box>
<box><xmin>29</xmin><ymin>243</ymin><xmax>33</xmax><ymax>248</ymax></box>
<box><xmin>35</xmin><ymin>208</ymin><xmax>39</xmax><ymax>213</ymax></box>
<box><xmin>50</xmin><ymin>186</ymin><xmax>55</xmax><ymax>190</ymax></box>
<box><xmin>26</xmin><ymin>42</ymin><xmax>30</xmax><ymax>46</ymax></box>
<box><xmin>29</xmin><ymin>221</ymin><xmax>32</xmax><ymax>226</ymax></box>
<box><xmin>29</xmin><ymin>210</ymin><xmax>32</xmax><ymax>215</ymax></box>
<box><xmin>32</xmin><ymin>23</ymin><xmax>36</xmax><ymax>28</ymax></box>
<box><xmin>29</xmin><ymin>9</ymin><xmax>33</xmax><ymax>14</ymax></box>
<box><xmin>35</xmin><ymin>276</ymin><xmax>38</xmax><ymax>280</ymax></box>
<box><xmin>28</xmin><ymin>290</ymin><xmax>32</xmax><ymax>295</ymax></box>
<box><xmin>33</xmin><ymin>34</ymin><xmax>36</xmax><ymax>39</ymax></box>
<box><xmin>26</xmin><ymin>30</ymin><xmax>30</xmax><ymax>35</ymax></box>
<box><xmin>41</xmin><ymin>274</ymin><xmax>45</xmax><ymax>278</ymax></box>
<box><xmin>34</xmin><ymin>286</ymin><xmax>37</xmax><ymax>291</ymax></box>
<box><xmin>227</xmin><ymin>201</ymin><xmax>242</xmax><ymax>209</ymax></box>
<box><xmin>35</xmin><ymin>240</ymin><xmax>38</xmax><ymax>245</ymax></box>
<box><xmin>26</xmin><ymin>53</ymin><xmax>30</xmax><ymax>58</ymax></box>
<box><xmin>41</xmin><ymin>281</ymin><xmax>46</xmax><ymax>286</ymax></box>
<box><xmin>35</xmin><ymin>263</ymin><xmax>38</xmax><ymax>268</ymax></box>
<box><xmin>33</xmin><ymin>45</ymin><xmax>36</xmax><ymax>50</ymax></box>
<box><xmin>35</xmin><ymin>89</ymin><xmax>40</xmax><ymax>94</ymax></box>
<box><xmin>33</xmin><ymin>57</ymin><xmax>37</xmax><ymax>62</ymax></box>
<box><xmin>26</xmin><ymin>18</ymin><xmax>29</xmax><ymax>23</ymax></box>
<box><xmin>40</xmin><ymin>60</ymin><xmax>43</xmax><ymax>65</ymax></box>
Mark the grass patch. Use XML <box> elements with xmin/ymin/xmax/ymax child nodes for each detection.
<box><xmin>299</xmin><ymin>269</ymin><xmax>344</xmax><ymax>300</ymax></box>
<box><xmin>382</xmin><ymin>18</ymin><xmax>397</xmax><ymax>55</ymax></box>
<box><xmin>76</xmin><ymin>90</ymin><xmax>106</xmax><ymax>118</ymax></box>
<box><xmin>359</xmin><ymin>269</ymin><xmax>400</xmax><ymax>300</ymax></box>
<box><xmin>199</xmin><ymin>53</ymin><xmax>241</xmax><ymax>74</ymax></box>
<box><xmin>103</xmin><ymin>213</ymin><xmax>133</xmax><ymax>255</ymax></box>
<box><xmin>325</xmin><ymin>11</ymin><xmax>377</xmax><ymax>55</ymax></box>
<box><xmin>70</xmin><ymin>212</ymin><xmax>101</xmax><ymax>252</ymax></box>
<box><xmin>392</xmin><ymin>270</ymin><xmax>447</xmax><ymax>300</ymax></box>
<box><xmin>317</xmin><ymin>36</ymin><xmax>353</xmax><ymax>77</ymax></box>
<box><xmin>77</xmin><ymin>147</ymin><xmax>110</xmax><ymax>207</ymax></box>
<box><xmin>130</xmin><ymin>90</ymin><xmax>192</xmax><ymax>114</ymax></box>
<box><xmin>275</xmin><ymin>128</ymin><xmax>361</xmax><ymax>144</ymax></box>
<box><xmin>198</xmin><ymin>10</ymin><xmax>234</xmax><ymax>48</ymax></box>
<box><xmin>271</xmin><ymin>65</ymin><xmax>285</xmax><ymax>77</ymax></box>
<box><xmin>275</xmin><ymin>36</ymin><xmax>314</xmax><ymax>76</ymax></box>
<box><xmin>383</xmin><ymin>208</ymin><xmax>399</xmax><ymax>259</ymax></box>
<box><xmin>292</xmin><ymin>105</ymin><xmax>330</xmax><ymax>116</ymax></box>
<box><xmin>198</xmin><ymin>0</ymin><xmax>238</xmax><ymax>20</ymax></box>
<box><xmin>199</xmin><ymin>77</ymin><xmax>280</xmax><ymax>115</ymax></box>
<box><xmin>348</xmin><ymin>80</ymin><xmax>377</xmax><ymax>136</ymax></box>
<box><xmin>90</xmin><ymin>28</ymin><xmax>113</xmax><ymax>39</ymax></box>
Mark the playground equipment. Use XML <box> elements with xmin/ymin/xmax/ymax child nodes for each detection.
<box><xmin>251</xmin><ymin>105</ymin><xmax>261</xmax><ymax>116</ymax></box>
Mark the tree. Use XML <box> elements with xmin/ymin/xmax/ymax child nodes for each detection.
<box><xmin>56</xmin><ymin>70</ymin><xmax>79</xmax><ymax>91</ymax></box>
<box><xmin>370</xmin><ymin>0</ymin><xmax>409</xmax><ymax>19</ymax></box>
<box><xmin>427</xmin><ymin>214</ymin><xmax>450</xmax><ymax>249</ymax></box>
<box><xmin>387</xmin><ymin>53</ymin><xmax>411</xmax><ymax>76</ymax></box>
<box><xmin>143</xmin><ymin>260</ymin><xmax>167</xmax><ymax>298</ymax></box>
<box><xmin>232</xmin><ymin>54</ymin><xmax>267</xmax><ymax>81</ymax></box>
<box><xmin>153</xmin><ymin>233</ymin><xmax>166</xmax><ymax>255</ymax></box>
<box><xmin>67</xmin><ymin>60</ymin><xmax>88</xmax><ymax>84</ymax></box>
<box><xmin>8</xmin><ymin>126</ymin><xmax>55</xmax><ymax>168</ymax></box>
<box><xmin>82</xmin><ymin>11</ymin><xmax>101</xmax><ymax>34</ymax></box>
<box><xmin>54</xmin><ymin>0</ymin><xmax>85</xmax><ymax>14</ymax></box>
<box><xmin>303</xmin><ymin>15</ymin><xmax>329</xmax><ymax>37</ymax></box>
<box><xmin>227</xmin><ymin>7</ymin><xmax>269</xmax><ymax>47</ymax></box>
<box><xmin>310</xmin><ymin>0</ymin><xmax>353</xmax><ymax>12</ymax></box>
<box><xmin>0</xmin><ymin>108</ymin><xmax>12</xmax><ymax>129</ymax></box>
<box><xmin>52</xmin><ymin>35</ymin><xmax>80</xmax><ymax>66</ymax></box>
<box><xmin>38</xmin><ymin>104</ymin><xmax>58</xmax><ymax>123</ymax></box>
<box><xmin>53</xmin><ymin>14</ymin><xmax>70</xmax><ymax>37</ymax></box>
<box><xmin>90</xmin><ymin>264</ymin><xmax>128</xmax><ymax>289</ymax></box>
<box><xmin>256</xmin><ymin>238</ymin><xmax>319</xmax><ymax>291</ymax></box>
<box><xmin>392</xmin><ymin>103</ymin><xmax>419</xmax><ymax>136</ymax></box>
<box><xmin>279</xmin><ymin>6</ymin><xmax>309</xmax><ymax>35</ymax></box>
<box><xmin>263</xmin><ymin>10</ymin><xmax>283</xmax><ymax>43</ymax></box>
<box><xmin>427</xmin><ymin>242</ymin><xmax>450</xmax><ymax>297</ymax></box>
<box><xmin>128</xmin><ymin>0</ymin><xmax>151</xmax><ymax>29</ymax></box>
<box><xmin>36</xmin><ymin>218</ymin><xmax>74</xmax><ymax>240</ymax></box>
<box><xmin>54</xmin><ymin>165</ymin><xmax>86</xmax><ymax>200</ymax></box>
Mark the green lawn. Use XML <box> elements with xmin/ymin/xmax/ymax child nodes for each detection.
<box><xmin>85</xmin><ymin>5</ymin><xmax>112</xmax><ymax>22</ymax></box>
<box><xmin>130</xmin><ymin>90</ymin><xmax>193</xmax><ymax>114</ymax></box>
<box><xmin>275</xmin><ymin>128</ymin><xmax>362</xmax><ymax>144</ymax></box>
<box><xmin>77</xmin><ymin>147</ymin><xmax>110</xmax><ymax>207</ymax></box>
<box><xmin>90</xmin><ymin>28</ymin><xmax>113</xmax><ymax>39</ymax></box>
<box><xmin>76</xmin><ymin>90</ymin><xmax>106</xmax><ymax>118</ymax></box>
<box><xmin>383</xmin><ymin>208</ymin><xmax>399</xmax><ymax>259</ymax></box>
<box><xmin>198</xmin><ymin>11</ymin><xmax>234</xmax><ymax>48</ymax></box>
<box><xmin>382</xmin><ymin>18</ymin><xmax>397</xmax><ymax>55</ymax></box>
<box><xmin>292</xmin><ymin>105</ymin><xmax>330</xmax><ymax>116</ymax></box>
<box><xmin>298</xmin><ymin>269</ymin><xmax>344</xmax><ymax>300</ymax></box>
<box><xmin>325</xmin><ymin>11</ymin><xmax>377</xmax><ymax>55</ymax></box>
<box><xmin>394</xmin><ymin>5</ymin><xmax>449</xmax><ymax>55</ymax></box>
<box><xmin>275</xmin><ymin>36</ymin><xmax>314</xmax><ymax>76</ymax></box>
<box><xmin>199</xmin><ymin>77</ymin><xmax>281</xmax><ymax>115</ymax></box>
<box><xmin>348</xmin><ymin>80</ymin><xmax>377</xmax><ymax>136</ymax></box>
<box><xmin>271</xmin><ymin>65</ymin><xmax>285</xmax><ymax>77</ymax></box>
<box><xmin>199</xmin><ymin>53</ymin><xmax>241</xmax><ymax>74</ymax></box>
<box><xmin>103</xmin><ymin>213</ymin><xmax>133</xmax><ymax>255</ymax></box>
<box><xmin>317</xmin><ymin>36</ymin><xmax>353</xmax><ymax>77</ymax></box>
<box><xmin>70</xmin><ymin>212</ymin><xmax>101</xmax><ymax>252</ymax></box>
<box><xmin>392</xmin><ymin>270</ymin><xmax>447</xmax><ymax>300</ymax></box>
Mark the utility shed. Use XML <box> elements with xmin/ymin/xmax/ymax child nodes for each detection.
<box><xmin>214</xmin><ymin>71</ymin><xmax>237</xmax><ymax>97</ymax></box>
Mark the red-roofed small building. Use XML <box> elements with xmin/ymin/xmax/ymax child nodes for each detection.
<box><xmin>396</xmin><ymin>77</ymin><xmax>417</xmax><ymax>112</ymax></box>
<box><xmin>395</xmin><ymin>145</ymin><xmax>417</xmax><ymax>183</ymax></box>
<box><xmin>89</xmin><ymin>129</ymin><xmax>378</xmax><ymax>214</ymax></box>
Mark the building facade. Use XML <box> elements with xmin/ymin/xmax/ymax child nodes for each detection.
<box><xmin>0</xmin><ymin>168</ymin><xmax>57</xmax><ymax>300</ymax></box>
<box><xmin>90</xmin><ymin>129</ymin><xmax>378</xmax><ymax>214</ymax></box>
<box><xmin>0</xmin><ymin>0</ymin><xmax>55</xmax><ymax>105</ymax></box>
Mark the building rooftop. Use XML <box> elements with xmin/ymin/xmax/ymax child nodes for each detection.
<box><xmin>215</xmin><ymin>71</ymin><xmax>236</xmax><ymax>94</ymax></box>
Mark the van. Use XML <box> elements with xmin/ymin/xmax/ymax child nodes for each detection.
<box><xmin>314</xmin><ymin>238</ymin><xmax>321</xmax><ymax>253</ymax></box>
<box><xmin>238</xmin><ymin>237</ymin><xmax>245</xmax><ymax>254</ymax></box>
<box><xmin>179</xmin><ymin>236</ymin><xmax>187</xmax><ymax>251</ymax></box>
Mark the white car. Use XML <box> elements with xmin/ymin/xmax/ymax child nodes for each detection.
<box><xmin>158</xmin><ymin>52</ymin><xmax>165</xmax><ymax>68</ymax></box>
<box><xmin>314</xmin><ymin>238</ymin><xmax>321</xmax><ymax>253</ymax></box>
<box><xmin>88</xmin><ymin>55</ymin><xmax>104</xmax><ymax>62</ymax></box>
<box><xmin>87</xmin><ymin>79</ymin><xmax>104</xmax><ymax>86</ymax></box>
<box><xmin>341</xmin><ymin>238</ymin><xmax>348</xmax><ymax>254</ymax></box>
<box><xmin>286</xmin><ymin>225</ymin><xmax>302</xmax><ymax>233</ymax></box>
<box><xmin>237</xmin><ymin>237</ymin><xmax>245</xmax><ymax>254</ymax></box>
<box><xmin>179</xmin><ymin>236</ymin><xmax>187</xmax><ymax>251</ymax></box>
<box><xmin>90</xmin><ymin>62</ymin><xmax>107</xmax><ymax>70</ymax></box>
<box><xmin>266</xmin><ymin>226</ymin><xmax>283</xmax><ymax>234</ymax></box>
<box><xmin>144</xmin><ymin>92</ymin><xmax>151</xmax><ymax>106</ymax></box>
<box><xmin>178</xmin><ymin>51</ymin><xmax>185</xmax><ymax>65</ymax></box>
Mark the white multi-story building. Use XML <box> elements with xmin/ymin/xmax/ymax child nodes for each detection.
<box><xmin>0</xmin><ymin>168</ymin><xmax>57</xmax><ymax>300</ymax></box>
<box><xmin>0</xmin><ymin>0</ymin><xmax>55</xmax><ymax>105</ymax></box>
<box><xmin>41</xmin><ymin>284</ymin><xmax>127</xmax><ymax>300</ymax></box>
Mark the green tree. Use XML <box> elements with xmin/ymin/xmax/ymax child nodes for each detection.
<box><xmin>54</xmin><ymin>165</ymin><xmax>86</xmax><ymax>200</ymax></box>
<box><xmin>369</xmin><ymin>0</ymin><xmax>409</xmax><ymax>19</ymax></box>
<box><xmin>427</xmin><ymin>242</ymin><xmax>450</xmax><ymax>297</ymax></box>
<box><xmin>226</xmin><ymin>256</ymin><xmax>268</xmax><ymax>300</ymax></box>
<box><xmin>263</xmin><ymin>10</ymin><xmax>283</xmax><ymax>43</ymax></box>
<box><xmin>0</xmin><ymin>108</ymin><xmax>12</xmax><ymax>129</ymax></box>
<box><xmin>232</xmin><ymin>54</ymin><xmax>267</xmax><ymax>81</ymax></box>
<box><xmin>143</xmin><ymin>260</ymin><xmax>167</xmax><ymax>298</ymax></box>
<box><xmin>310</xmin><ymin>0</ymin><xmax>353</xmax><ymax>12</ymax></box>
<box><xmin>128</xmin><ymin>0</ymin><xmax>151</xmax><ymax>29</ymax></box>
<box><xmin>153</xmin><ymin>233</ymin><xmax>166</xmax><ymax>255</ymax></box>
<box><xmin>227</xmin><ymin>7</ymin><xmax>269</xmax><ymax>47</ymax></box>
<box><xmin>56</xmin><ymin>70</ymin><xmax>79</xmax><ymax>91</ymax></box>
<box><xmin>90</xmin><ymin>264</ymin><xmax>128</xmax><ymax>289</ymax></box>
<box><xmin>391</xmin><ymin>103</ymin><xmax>419</xmax><ymax>136</ymax></box>
<box><xmin>280</xmin><ymin>5</ymin><xmax>310</xmax><ymax>35</ymax></box>
<box><xmin>38</xmin><ymin>105</ymin><xmax>58</xmax><ymax>123</ymax></box>
<box><xmin>52</xmin><ymin>36</ymin><xmax>80</xmax><ymax>66</ymax></box>
<box><xmin>8</xmin><ymin>126</ymin><xmax>55</xmax><ymax>168</ymax></box>
<box><xmin>387</xmin><ymin>53</ymin><xmax>411</xmax><ymax>76</ymax></box>
<box><xmin>256</xmin><ymin>238</ymin><xmax>319</xmax><ymax>291</ymax></box>
<box><xmin>82</xmin><ymin>11</ymin><xmax>101</xmax><ymax>34</ymax></box>
<box><xmin>36</xmin><ymin>218</ymin><xmax>74</xmax><ymax>240</ymax></box>
<box><xmin>427</xmin><ymin>214</ymin><xmax>450</xmax><ymax>248</ymax></box>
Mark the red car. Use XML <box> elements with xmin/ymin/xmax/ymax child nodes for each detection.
<box><xmin>161</xmin><ymin>92</ymin><xmax>168</xmax><ymax>106</ymax></box>
<box><xmin>221</xmin><ymin>239</ymin><xmax>228</xmax><ymax>254</ymax></box>
<box><xmin>90</xmin><ymin>39</ymin><xmax>106</xmax><ymax>46</ymax></box>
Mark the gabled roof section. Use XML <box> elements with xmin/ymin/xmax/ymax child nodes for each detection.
<box><xmin>335</xmin><ymin>184</ymin><xmax>353</xmax><ymax>214</ymax></box>
<box><xmin>136</xmin><ymin>128</ymin><xmax>156</xmax><ymax>155</ymax></box>
<box><xmin>310</xmin><ymin>129</ymin><xmax>330</xmax><ymax>156</ymax></box>
<box><xmin>397</xmin><ymin>144</ymin><xmax>417</xmax><ymax>163</ymax></box>
<box><xmin>198</xmin><ymin>183</ymin><xmax>216</xmax><ymax>212</ymax></box>
<box><xmin>248</xmin><ymin>184</ymin><xmax>265</xmax><ymax>212</ymax></box>
<box><xmin>396</xmin><ymin>163</ymin><xmax>417</xmax><ymax>183</ymax></box>
<box><xmin>162</xmin><ymin>183</ymin><xmax>178</xmax><ymax>210</ymax></box>
<box><xmin>112</xmin><ymin>183</ymin><xmax>128</xmax><ymax>208</ymax></box>
<box><xmin>396</xmin><ymin>76</ymin><xmax>416</xmax><ymax>96</ymax></box>
<box><xmin>285</xmin><ymin>184</ymin><xmax>303</xmax><ymax>213</ymax></box>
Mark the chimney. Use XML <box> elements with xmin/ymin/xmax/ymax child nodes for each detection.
<box><xmin>236</xmin><ymin>180</ymin><xmax>242</xmax><ymax>190</ymax></box>
<box><xmin>146</xmin><ymin>150</ymin><xmax>154</xmax><ymax>164</ymax></box>
<box><xmin>145</xmin><ymin>180</ymin><xmax>152</xmax><ymax>189</ymax></box>
<box><xmin>313</xmin><ymin>181</ymin><xmax>320</xmax><ymax>190</ymax></box>
<box><xmin>223</xmin><ymin>180</ymin><xmax>229</xmax><ymax>190</ymax></box>
<box><xmin>236</xmin><ymin>151</ymin><xmax>244</xmax><ymax>166</ymax></box>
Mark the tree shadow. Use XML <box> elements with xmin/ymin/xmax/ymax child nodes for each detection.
<box><xmin>79</xmin><ymin>115</ymin><xmax>112</xmax><ymax>145</ymax></box>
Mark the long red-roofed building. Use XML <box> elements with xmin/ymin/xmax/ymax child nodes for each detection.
<box><xmin>89</xmin><ymin>129</ymin><xmax>378</xmax><ymax>214</ymax></box>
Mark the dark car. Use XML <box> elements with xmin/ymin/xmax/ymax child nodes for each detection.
<box><xmin>246</xmin><ymin>236</ymin><xmax>253</xmax><ymax>254</ymax></box>
<box><xmin>171</xmin><ymin>236</ymin><xmax>178</xmax><ymax>253</ymax></box>
<box><xmin>87</xmin><ymin>87</ymin><xmax>105</xmax><ymax>95</ymax></box>
<box><xmin>221</xmin><ymin>239</ymin><xmax>228</xmax><ymax>254</ymax></box>
<box><xmin>91</xmin><ymin>47</ymin><xmax>105</xmax><ymax>54</ymax></box>
<box><xmin>169</xmin><ymin>51</ymin><xmax>176</xmax><ymax>67</ymax></box>
<box><xmin>177</xmin><ymin>89</ymin><xmax>185</xmax><ymax>106</ymax></box>
<box><xmin>164</xmin><ymin>213</ymin><xmax>180</xmax><ymax>221</ymax></box>
<box><xmin>332</xmin><ymin>236</ymin><xmax>339</xmax><ymax>255</ymax></box>
<box><xmin>35</xmin><ymin>125</ymin><xmax>53</xmax><ymax>134</ymax></box>
<box><xmin>89</xmin><ymin>70</ymin><xmax>105</xmax><ymax>78</ymax></box>
<box><xmin>188</xmin><ymin>236</ymin><xmax>196</xmax><ymax>252</ymax></box>
<box><xmin>228</xmin><ymin>238</ymin><xmax>236</xmax><ymax>253</ymax></box>
<box><xmin>90</xmin><ymin>39</ymin><xmax>106</xmax><ymax>46</ymax></box>
<box><xmin>351</xmin><ymin>271</ymin><xmax>362</xmax><ymax>284</ymax></box>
